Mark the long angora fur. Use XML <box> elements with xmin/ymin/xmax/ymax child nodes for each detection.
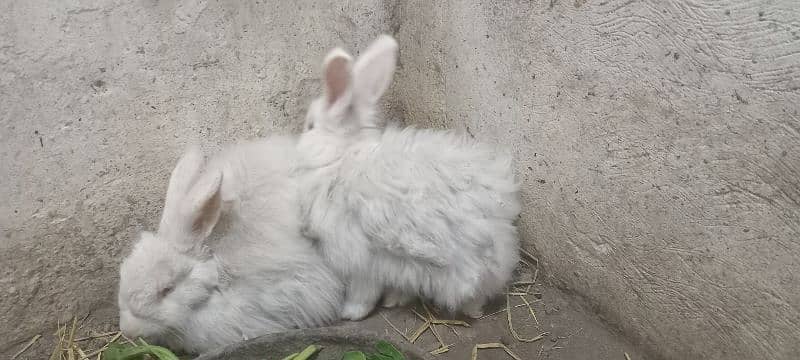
<box><xmin>294</xmin><ymin>35</ymin><xmax>521</xmax><ymax>320</ymax></box>
<box><xmin>118</xmin><ymin>136</ymin><xmax>343</xmax><ymax>353</ymax></box>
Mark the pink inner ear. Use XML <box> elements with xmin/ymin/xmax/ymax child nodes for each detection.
<box><xmin>325</xmin><ymin>56</ymin><xmax>351</xmax><ymax>106</ymax></box>
<box><xmin>192</xmin><ymin>186</ymin><xmax>221</xmax><ymax>237</ymax></box>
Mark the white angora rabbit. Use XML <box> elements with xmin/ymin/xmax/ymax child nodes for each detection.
<box><xmin>118</xmin><ymin>137</ymin><xmax>343</xmax><ymax>353</ymax></box>
<box><xmin>294</xmin><ymin>35</ymin><xmax>521</xmax><ymax>321</ymax></box>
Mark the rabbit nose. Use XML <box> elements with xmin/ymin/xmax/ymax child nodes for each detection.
<box><xmin>119</xmin><ymin>311</ymin><xmax>141</xmax><ymax>338</ymax></box>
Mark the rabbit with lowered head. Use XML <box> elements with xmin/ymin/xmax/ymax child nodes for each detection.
<box><xmin>118</xmin><ymin>137</ymin><xmax>343</xmax><ymax>353</ymax></box>
<box><xmin>294</xmin><ymin>35</ymin><xmax>521</xmax><ymax>321</ymax></box>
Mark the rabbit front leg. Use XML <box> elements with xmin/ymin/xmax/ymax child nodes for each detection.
<box><xmin>341</xmin><ymin>274</ymin><xmax>381</xmax><ymax>321</ymax></box>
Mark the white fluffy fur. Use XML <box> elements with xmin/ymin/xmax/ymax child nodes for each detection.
<box><xmin>295</xmin><ymin>35</ymin><xmax>521</xmax><ymax>320</ymax></box>
<box><xmin>118</xmin><ymin>136</ymin><xmax>343</xmax><ymax>353</ymax></box>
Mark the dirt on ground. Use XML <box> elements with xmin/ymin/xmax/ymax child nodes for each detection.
<box><xmin>10</xmin><ymin>262</ymin><xmax>647</xmax><ymax>360</ymax></box>
<box><xmin>350</xmin><ymin>280</ymin><xmax>646</xmax><ymax>360</ymax></box>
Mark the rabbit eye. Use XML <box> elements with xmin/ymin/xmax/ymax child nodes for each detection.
<box><xmin>158</xmin><ymin>286</ymin><xmax>174</xmax><ymax>298</ymax></box>
<box><xmin>307</xmin><ymin>122</ymin><xmax>314</xmax><ymax>131</ymax></box>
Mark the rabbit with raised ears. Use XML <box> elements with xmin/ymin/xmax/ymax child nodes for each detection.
<box><xmin>118</xmin><ymin>138</ymin><xmax>344</xmax><ymax>353</ymax></box>
<box><xmin>295</xmin><ymin>35</ymin><xmax>522</xmax><ymax>321</ymax></box>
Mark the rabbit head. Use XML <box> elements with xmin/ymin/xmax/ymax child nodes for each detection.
<box><xmin>302</xmin><ymin>34</ymin><xmax>398</xmax><ymax>140</ymax></box>
<box><xmin>118</xmin><ymin>146</ymin><xmax>224</xmax><ymax>343</ymax></box>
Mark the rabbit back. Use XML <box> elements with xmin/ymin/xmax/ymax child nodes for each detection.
<box><xmin>304</xmin><ymin>127</ymin><xmax>520</xmax><ymax>311</ymax></box>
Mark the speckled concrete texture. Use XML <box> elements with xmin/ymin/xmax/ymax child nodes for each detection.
<box><xmin>1</xmin><ymin>1</ymin><xmax>798</xmax><ymax>360</ymax></box>
<box><xmin>389</xmin><ymin>1</ymin><xmax>800</xmax><ymax>359</ymax></box>
<box><xmin>0</xmin><ymin>0</ymin><xmax>392</xmax><ymax>355</ymax></box>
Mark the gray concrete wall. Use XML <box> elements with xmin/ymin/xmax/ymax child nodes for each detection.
<box><xmin>0</xmin><ymin>0</ymin><xmax>392</xmax><ymax>355</ymax></box>
<box><xmin>390</xmin><ymin>1</ymin><xmax>800</xmax><ymax>359</ymax></box>
<box><xmin>1</xmin><ymin>1</ymin><xmax>798</xmax><ymax>359</ymax></box>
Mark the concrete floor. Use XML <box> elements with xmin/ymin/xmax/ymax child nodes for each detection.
<box><xmin>354</xmin><ymin>283</ymin><xmax>646</xmax><ymax>360</ymax></box>
<box><xmin>10</xmin><ymin>266</ymin><xmax>647</xmax><ymax>360</ymax></box>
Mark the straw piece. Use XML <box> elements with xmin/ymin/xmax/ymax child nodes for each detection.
<box><xmin>421</xmin><ymin>303</ymin><xmax>447</xmax><ymax>350</ymax></box>
<box><xmin>410</xmin><ymin>309</ymin><xmax>427</xmax><ymax>322</ymax></box>
<box><xmin>49</xmin><ymin>323</ymin><xmax>65</xmax><ymax>360</ymax></box>
<box><xmin>518</xmin><ymin>295</ymin><xmax>539</xmax><ymax>326</ymax></box>
<box><xmin>66</xmin><ymin>317</ymin><xmax>78</xmax><ymax>360</ymax></box>
<box><xmin>74</xmin><ymin>345</ymin><xmax>88</xmax><ymax>360</ymax></box>
<box><xmin>512</xmin><ymin>281</ymin><xmax>536</xmax><ymax>286</ymax></box>
<box><xmin>505</xmin><ymin>293</ymin><xmax>548</xmax><ymax>342</ymax></box>
<box><xmin>428</xmin><ymin>320</ymin><xmax>446</xmax><ymax>350</ymax></box>
<box><xmin>81</xmin><ymin>332</ymin><xmax>122</xmax><ymax>360</ymax></box>
<box><xmin>471</xmin><ymin>343</ymin><xmax>523</xmax><ymax>360</ymax></box>
<box><xmin>12</xmin><ymin>334</ymin><xmax>41</xmax><ymax>359</ymax></box>
<box><xmin>381</xmin><ymin>313</ymin><xmax>409</xmax><ymax>341</ymax></box>
<box><xmin>408</xmin><ymin>321</ymin><xmax>430</xmax><ymax>343</ymax></box>
<box><xmin>519</xmin><ymin>248</ymin><xmax>539</xmax><ymax>265</ymax></box>
<box><xmin>75</xmin><ymin>331</ymin><xmax>120</xmax><ymax>342</ymax></box>
<box><xmin>478</xmin><ymin>303</ymin><xmax>529</xmax><ymax>319</ymax></box>
<box><xmin>431</xmin><ymin>319</ymin><xmax>470</xmax><ymax>327</ymax></box>
<box><xmin>430</xmin><ymin>344</ymin><xmax>452</xmax><ymax>355</ymax></box>
<box><xmin>120</xmin><ymin>333</ymin><xmax>137</xmax><ymax>345</ymax></box>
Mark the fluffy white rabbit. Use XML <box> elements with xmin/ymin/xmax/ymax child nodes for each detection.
<box><xmin>118</xmin><ymin>137</ymin><xmax>343</xmax><ymax>353</ymax></box>
<box><xmin>294</xmin><ymin>35</ymin><xmax>521</xmax><ymax>321</ymax></box>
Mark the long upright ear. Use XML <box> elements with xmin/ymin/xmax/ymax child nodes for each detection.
<box><xmin>352</xmin><ymin>35</ymin><xmax>398</xmax><ymax>108</ymax></box>
<box><xmin>160</xmin><ymin>146</ymin><xmax>204</xmax><ymax>231</ymax></box>
<box><xmin>322</xmin><ymin>48</ymin><xmax>354</xmax><ymax>113</ymax></box>
<box><xmin>182</xmin><ymin>170</ymin><xmax>223</xmax><ymax>241</ymax></box>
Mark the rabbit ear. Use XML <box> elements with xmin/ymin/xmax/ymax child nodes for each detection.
<box><xmin>160</xmin><ymin>146</ymin><xmax>204</xmax><ymax>231</ymax></box>
<box><xmin>182</xmin><ymin>170</ymin><xmax>223</xmax><ymax>241</ymax></box>
<box><xmin>352</xmin><ymin>35</ymin><xmax>398</xmax><ymax>108</ymax></box>
<box><xmin>323</xmin><ymin>48</ymin><xmax>354</xmax><ymax>111</ymax></box>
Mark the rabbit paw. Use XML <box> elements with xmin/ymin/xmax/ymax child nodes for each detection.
<box><xmin>341</xmin><ymin>301</ymin><xmax>373</xmax><ymax>321</ymax></box>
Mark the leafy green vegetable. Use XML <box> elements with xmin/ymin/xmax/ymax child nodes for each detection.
<box><xmin>101</xmin><ymin>342</ymin><xmax>179</xmax><ymax>360</ymax></box>
<box><xmin>291</xmin><ymin>345</ymin><xmax>320</xmax><ymax>360</ymax></box>
<box><xmin>280</xmin><ymin>352</ymin><xmax>300</xmax><ymax>360</ymax></box>
<box><xmin>342</xmin><ymin>351</ymin><xmax>367</xmax><ymax>360</ymax></box>
<box><xmin>365</xmin><ymin>353</ymin><xmax>392</xmax><ymax>360</ymax></box>
<box><xmin>374</xmin><ymin>341</ymin><xmax>404</xmax><ymax>360</ymax></box>
<box><xmin>283</xmin><ymin>340</ymin><xmax>404</xmax><ymax>360</ymax></box>
<box><xmin>346</xmin><ymin>341</ymin><xmax>404</xmax><ymax>360</ymax></box>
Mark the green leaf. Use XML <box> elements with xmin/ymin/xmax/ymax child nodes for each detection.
<box><xmin>342</xmin><ymin>351</ymin><xmax>367</xmax><ymax>360</ymax></box>
<box><xmin>365</xmin><ymin>354</ymin><xmax>392</xmax><ymax>360</ymax></box>
<box><xmin>280</xmin><ymin>352</ymin><xmax>299</xmax><ymax>360</ymax></box>
<box><xmin>101</xmin><ymin>342</ymin><xmax>179</xmax><ymax>360</ymax></box>
<box><xmin>374</xmin><ymin>341</ymin><xmax>404</xmax><ymax>360</ymax></box>
<box><xmin>292</xmin><ymin>345</ymin><xmax>320</xmax><ymax>360</ymax></box>
<box><xmin>101</xmin><ymin>343</ymin><xmax>132</xmax><ymax>360</ymax></box>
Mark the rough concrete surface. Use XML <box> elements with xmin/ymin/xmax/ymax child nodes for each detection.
<box><xmin>198</xmin><ymin>275</ymin><xmax>649</xmax><ymax>360</ymax></box>
<box><xmin>0</xmin><ymin>0</ymin><xmax>391</xmax><ymax>355</ymax></box>
<box><xmin>388</xmin><ymin>1</ymin><xmax>800</xmax><ymax>359</ymax></box>
<box><xmin>1</xmin><ymin>1</ymin><xmax>799</xmax><ymax>360</ymax></box>
<box><xmin>355</xmin><ymin>278</ymin><xmax>646</xmax><ymax>360</ymax></box>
